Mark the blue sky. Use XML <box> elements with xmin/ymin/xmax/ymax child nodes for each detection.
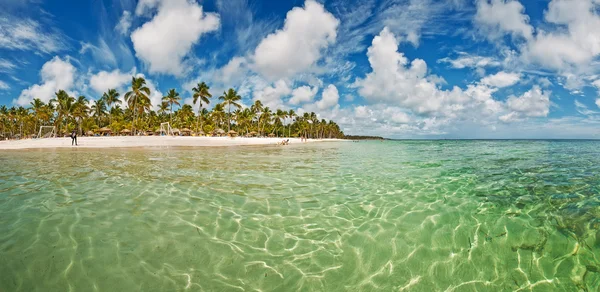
<box><xmin>1</xmin><ymin>0</ymin><xmax>600</xmax><ymax>138</ymax></box>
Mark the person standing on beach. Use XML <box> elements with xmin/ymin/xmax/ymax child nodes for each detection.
<box><xmin>70</xmin><ymin>130</ymin><xmax>77</xmax><ymax>146</ymax></box>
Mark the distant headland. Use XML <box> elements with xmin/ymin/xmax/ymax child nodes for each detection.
<box><xmin>344</xmin><ymin>135</ymin><xmax>385</xmax><ymax>140</ymax></box>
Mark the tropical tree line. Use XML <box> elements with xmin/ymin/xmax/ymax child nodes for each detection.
<box><xmin>0</xmin><ymin>77</ymin><xmax>345</xmax><ymax>139</ymax></box>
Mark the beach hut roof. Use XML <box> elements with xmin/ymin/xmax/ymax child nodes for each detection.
<box><xmin>99</xmin><ymin>127</ymin><xmax>112</xmax><ymax>132</ymax></box>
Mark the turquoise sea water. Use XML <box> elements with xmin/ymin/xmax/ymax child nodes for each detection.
<box><xmin>1</xmin><ymin>141</ymin><xmax>600</xmax><ymax>291</ymax></box>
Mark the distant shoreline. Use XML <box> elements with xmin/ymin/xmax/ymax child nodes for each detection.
<box><xmin>0</xmin><ymin>136</ymin><xmax>346</xmax><ymax>150</ymax></box>
<box><xmin>343</xmin><ymin>135</ymin><xmax>385</xmax><ymax>140</ymax></box>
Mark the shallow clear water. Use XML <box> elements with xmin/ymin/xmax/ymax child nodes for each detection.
<box><xmin>1</xmin><ymin>141</ymin><xmax>600</xmax><ymax>291</ymax></box>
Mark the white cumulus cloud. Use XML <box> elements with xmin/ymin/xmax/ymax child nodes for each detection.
<box><xmin>14</xmin><ymin>56</ymin><xmax>76</xmax><ymax>106</ymax></box>
<box><xmin>480</xmin><ymin>71</ymin><xmax>521</xmax><ymax>88</ymax></box>
<box><xmin>252</xmin><ymin>0</ymin><xmax>339</xmax><ymax>80</ymax></box>
<box><xmin>131</xmin><ymin>0</ymin><xmax>220</xmax><ymax>76</ymax></box>
<box><xmin>354</xmin><ymin>27</ymin><xmax>502</xmax><ymax>118</ymax></box>
<box><xmin>438</xmin><ymin>53</ymin><xmax>501</xmax><ymax>69</ymax></box>
<box><xmin>289</xmin><ymin>85</ymin><xmax>318</xmax><ymax>105</ymax></box>
<box><xmin>524</xmin><ymin>0</ymin><xmax>600</xmax><ymax>71</ymax></box>
<box><xmin>252</xmin><ymin>79</ymin><xmax>292</xmax><ymax>109</ymax></box>
<box><xmin>89</xmin><ymin>69</ymin><xmax>134</xmax><ymax>94</ymax></box>
<box><xmin>316</xmin><ymin>84</ymin><xmax>339</xmax><ymax>110</ymax></box>
<box><xmin>474</xmin><ymin>0</ymin><xmax>533</xmax><ymax>41</ymax></box>
<box><xmin>475</xmin><ymin>0</ymin><xmax>600</xmax><ymax>90</ymax></box>
<box><xmin>501</xmin><ymin>86</ymin><xmax>551</xmax><ymax>121</ymax></box>
<box><xmin>218</xmin><ymin>56</ymin><xmax>248</xmax><ymax>85</ymax></box>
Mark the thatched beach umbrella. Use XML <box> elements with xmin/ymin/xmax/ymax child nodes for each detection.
<box><xmin>197</xmin><ymin>130</ymin><xmax>206</xmax><ymax>136</ymax></box>
<box><xmin>99</xmin><ymin>127</ymin><xmax>112</xmax><ymax>136</ymax></box>
<box><xmin>214</xmin><ymin>129</ymin><xmax>225</xmax><ymax>136</ymax></box>
<box><xmin>86</xmin><ymin>131</ymin><xmax>94</xmax><ymax>136</ymax></box>
<box><xmin>146</xmin><ymin>130</ymin><xmax>154</xmax><ymax>136</ymax></box>
<box><xmin>120</xmin><ymin>129</ymin><xmax>131</xmax><ymax>136</ymax></box>
<box><xmin>228</xmin><ymin>130</ymin><xmax>238</xmax><ymax>137</ymax></box>
<box><xmin>268</xmin><ymin>133</ymin><xmax>275</xmax><ymax>137</ymax></box>
<box><xmin>181</xmin><ymin>128</ymin><xmax>192</xmax><ymax>136</ymax></box>
<box><xmin>249</xmin><ymin>131</ymin><xmax>258</xmax><ymax>137</ymax></box>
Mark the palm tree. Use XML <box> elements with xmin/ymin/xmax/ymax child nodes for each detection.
<box><xmin>275</xmin><ymin>109</ymin><xmax>287</xmax><ymax>137</ymax></box>
<box><xmin>218</xmin><ymin>88</ymin><xmax>242</xmax><ymax>132</ymax></box>
<box><xmin>6</xmin><ymin>106</ymin><xmax>16</xmax><ymax>137</ymax></box>
<box><xmin>0</xmin><ymin>87</ymin><xmax>348</xmax><ymax>140</ymax></box>
<box><xmin>211</xmin><ymin>103</ymin><xmax>226</xmax><ymax>130</ymax></box>
<box><xmin>73</xmin><ymin>96</ymin><xmax>89</xmax><ymax>135</ymax></box>
<box><xmin>137</xmin><ymin>98</ymin><xmax>152</xmax><ymax>131</ymax></box>
<box><xmin>192</xmin><ymin>82</ymin><xmax>212</xmax><ymax>132</ymax></box>
<box><xmin>162</xmin><ymin>89</ymin><xmax>181</xmax><ymax>124</ymax></box>
<box><xmin>251</xmin><ymin>100</ymin><xmax>263</xmax><ymax>132</ymax></box>
<box><xmin>90</xmin><ymin>98</ymin><xmax>107</xmax><ymax>127</ymax></box>
<box><xmin>124</xmin><ymin>76</ymin><xmax>151</xmax><ymax>134</ymax></box>
<box><xmin>0</xmin><ymin>105</ymin><xmax>8</xmax><ymax>138</ymax></box>
<box><xmin>309</xmin><ymin>112</ymin><xmax>318</xmax><ymax>138</ymax></box>
<box><xmin>158</xmin><ymin>101</ymin><xmax>169</xmax><ymax>118</ymax></box>
<box><xmin>50</xmin><ymin>90</ymin><xmax>75</xmax><ymax>135</ymax></box>
<box><xmin>30</xmin><ymin>98</ymin><xmax>45</xmax><ymax>133</ymax></box>
<box><xmin>103</xmin><ymin>89</ymin><xmax>121</xmax><ymax>124</ymax></box>
<box><xmin>198</xmin><ymin>108</ymin><xmax>210</xmax><ymax>132</ymax></box>
<box><xmin>177</xmin><ymin>104</ymin><xmax>194</xmax><ymax>129</ymax></box>
<box><xmin>287</xmin><ymin>109</ymin><xmax>296</xmax><ymax>137</ymax></box>
<box><xmin>260</xmin><ymin>107</ymin><xmax>272</xmax><ymax>135</ymax></box>
<box><xmin>109</xmin><ymin>105</ymin><xmax>123</xmax><ymax>124</ymax></box>
<box><xmin>236</xmin><ymin>108</ymin><xmax>253</xmax><ymax>134</ymax></box>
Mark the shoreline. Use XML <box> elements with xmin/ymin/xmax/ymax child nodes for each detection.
<box><xmin>0</xmin><ymin>136</ymin><xmax>345</xmax><ymax>150</ymax></box>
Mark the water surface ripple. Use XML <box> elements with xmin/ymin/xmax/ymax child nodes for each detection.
<box><xmin>1</xmin><ymin>141</ymin><xmax>599</xmax><ymax>291</ymax></box>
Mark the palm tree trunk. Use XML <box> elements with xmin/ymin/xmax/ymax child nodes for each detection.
<box><xmin>196</xmin><ymin>106</ymin><xmax>201</xmax><ymax>133</ymax></box>
<box><xmin>228</xmin><ymin>104</ymin><xmax>231</xmax><ymax>132</ymax></box>
<box><xmin>261</xmin><ymin>118</ymin><xmax>266</xmax><ymax>136</ymax></box>
<box><xmin>131</xmin><ymin>98</ymin><xmax>137</xmax><ymax>135</ymax></box>
<box><xmin>257</xmin><ymin>118</ymin><xmax>261</xmax><ymax>136</ymax></box>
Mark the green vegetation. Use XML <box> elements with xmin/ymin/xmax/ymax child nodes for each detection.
<box><xmin>0</xmin><ymin>77</ymin><xmax>344</xmax><ymax>139</ymax></box>
<box><xmin>344</xmin><ymin>135</ymin><xmax>384</xmax><ymax>140</ymax></box>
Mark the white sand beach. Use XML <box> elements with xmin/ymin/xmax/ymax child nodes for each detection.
<box><xmin>0</xmin><ymin>136</ymin><xmax>344</xmax><ymax>150</ymax></box>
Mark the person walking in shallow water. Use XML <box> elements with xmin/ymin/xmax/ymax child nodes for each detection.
<box><xmin>70</xmin><ymin>130</ymin><xmax>77</xmax><ymax>146</ymax></box>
